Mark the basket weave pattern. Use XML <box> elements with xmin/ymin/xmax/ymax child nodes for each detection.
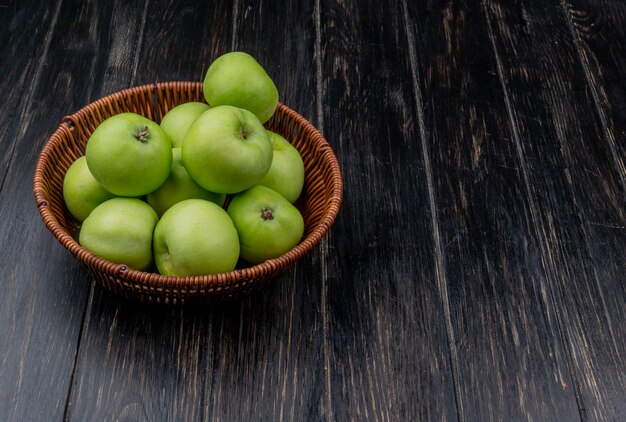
<box><xmin>34</xmin><ymin>82</ymin><xmax>342</xmax><ymax>304</ymax></box>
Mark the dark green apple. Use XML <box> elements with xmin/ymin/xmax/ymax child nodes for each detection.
<box><xmin>63</xmin><ymin>156</ymin><xmax>115</xmax><ymax>221</ymax></box>
<box><xmin>227</xmin><ymin>185</ymin><xmax>304</xmax><ymax>264</ymax></box>
<box><xmin>153</xmin><ymin>199</ymin><xmax>240</xmax><ymax>276</ymax></box>
<box><xmin>85</xmin><ymin>113</ymin><xmax>172</xmax><ymax>197</ymax></box>
<box><xmin>160</xmin><ymin>102</ymin><xmax>210</xmax><ymax>148</ymax></box>
<box><xmin>203</xmin><ymin>51</ymin><xmax>278</xmax><ymax>123</ymax></box>
<box><xmin>79</xmin><ymin>198</ymin><xmax>158</xmax><ymax>271</ymax></box>
<box><xmin>182</xmin><ymin>105</ymin><xmax>272</xmax><ymax>194</ymax></box>
<box><xmin>257</xmin><ymin>131</ymin><xmax>305</xmax><ymax>203</ymax></box>
<box><xmin>146</xmin><ymin>148</ymin><xmax>226</xmax><ymax>217</ymax></box>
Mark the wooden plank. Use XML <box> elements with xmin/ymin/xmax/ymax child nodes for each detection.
<box><xmin>0</xmin><ymin>2</ymin><xmax>82</xmax><ymax>421</ymax></box>
<box><xmin>68</xmin><ymin>295</ymin><xmax>211</xmax><ymax>421</ymax></box>
<box><xmin>65</xmin><ymin>1</ymin><xmax>232</xmax><ymax>421</ymax></box>
<box><xmin>203</xmin><ymin>1</ymin><xmax>327</xmax><ymax>420</ymax></box>
<box><xmin>319</xmin><ymin>0</ymin><xmax>458</xmax><ymax>419</ymax></box>
<box><xmin>404</xmin><ymin>0</ymin><xmax>583</xmax><ymax>419</ymax></box>
<box><xmin>0</xmin><ymin>2</ymin><xmax>59</xmax><ymax>191</ymax></box>
<box><xmin>483</xmin><ymin>0</ymin><xmax>626</xmax><ymax>419</ymax></box>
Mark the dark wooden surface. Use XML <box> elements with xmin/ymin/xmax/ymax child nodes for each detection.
<box><xmin>1</xmin><ymin>0</ymin><xmax>624</xmax><ymax>420</ymax></box>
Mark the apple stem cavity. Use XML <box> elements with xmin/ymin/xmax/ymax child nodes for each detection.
<box><xmin>135</xmin><ymin>126</ymin><xmax>150</xmax><ymax>143</ymax></box>
<box><xmin>261</xmin><ymin>207</ymin><xmax>274</xmax><ymax>221</ymax></box>
<box><xmin>239</xmin><ymin>128</ymin><xmax>249</xmax><ymax>140</ymax></box>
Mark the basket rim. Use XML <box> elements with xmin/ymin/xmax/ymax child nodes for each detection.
<box><xmin>33</xmin><ymin>81</ymin><xmax>342</xmax><ymax>293</ymax></box>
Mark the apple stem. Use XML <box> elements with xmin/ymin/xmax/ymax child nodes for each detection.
<box><xmin>136</xmin><ymin>126</ymin><xmax>150</xmax><ymax>143</ymax></box>
<box><xmin>261</xmin><ymin>207</ymin><xmax>274</xmax><ymax>220</ymax></box>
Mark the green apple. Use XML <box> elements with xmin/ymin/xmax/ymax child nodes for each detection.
<box><xmin>79</xmin><ymin>198</ymin><xmax>158</xmax><ymax>271</ymax></box>
<box><xmin>257</xmin><ymin>131</ymin><xmax>305</xmax><ymax>203</ymax></box>
<box><xmin>182</xmin><ymin>105</ymin><xmax>272</xmax><ymax>194</ymax></box>
<box><xmin>203</xmin><ymin>51</ymin><xmax>278</xmax><ymax>123</ymax></box>
<box><xmin>85</xmin><ymin>112</ymin><xmax>172</xmax><ymax>197</ymax></box>
<box><xmin>63</xmin><ymin>156</ymin><xmax>116</xmax><ymax>221</ymax></box>
<box><xmin>153</xmin><ymin>199</ymin><xmax>240</xmax><ymax>276</ymax></box>
<box><xmin>146</xmin><ymin>148</ymin><xmax>226</xmax><ymax>217</ymax></box>
<box><xmin>160</xmin><ymin>102</ymin><xmax>210</xmax><ymax>148</ymax></box>
<box><xmin>227</xmin><ymin>185</ymin><xmax>304</xmax><ymax>264</ymax></box>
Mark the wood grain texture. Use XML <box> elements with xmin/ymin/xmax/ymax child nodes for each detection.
<box><xmin>0</xmin><ymin>1</ymin><xmax>59</xmax><ymax>193</ymax></box>
<box><xmin>65</xmin><ymin>1</ymin><xmax>232</xmax><ymax>421</ymax></box>
<box><xmin>483</xmin><ymin>0</ymin><xmax>626</xmax><ymax>419</ymax></box>
<box><xmin>204</xmin><ymin>1</ymin><xmax>326</xmax><ymax>421</ymax></box>
<box><xmin>562</xmin><ymin>0</ymin><xmax>626</xmax><ymax>188</ymax></box>
<box><xmin>68</xmin><ymin>295</ymin><xmax>211</xmax><ymax>421</ymax></box>
<box><xmin>320</xmin><ymin>0</ymin><xmax>458</xmax><ymax>419</ymax></box>
<box><xmin>405</xmin><ymin>0</ymin><xmax>582</xmax><ymax>419</ymax></box>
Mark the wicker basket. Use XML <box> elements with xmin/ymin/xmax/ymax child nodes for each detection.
<box><xmin>33</xmin><ymin>82</ymin><xmax>342</xmax><ymax>304</ymax></box>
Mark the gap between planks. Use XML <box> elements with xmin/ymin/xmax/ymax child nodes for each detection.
<box><xmin>315</xmin><ymin>0</ymin><xmax>333</xmax><ymax>420</ymax></box>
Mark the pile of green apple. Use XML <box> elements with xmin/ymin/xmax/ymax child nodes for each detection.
<box><xmin>62</xmin><ymin>52</ymin><xmax>306</xmax><ymax>276</ymax></box>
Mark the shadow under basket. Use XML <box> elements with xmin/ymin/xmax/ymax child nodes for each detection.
<box><xmin>33</xmin><ymin>82</ymin><xmax>342</xmax><ymax>305</ymax></box>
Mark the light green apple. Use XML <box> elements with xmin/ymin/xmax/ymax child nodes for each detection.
<box><xmin>257</xmin><ymin>131</ymin><xmax>305</xmax><ymax>203</ymax></box>
<box><xmin>160</xmin><ymin>102</ymin><xmax>210</xmax><ymax>148</ymax></box>
<box><xmin>146</xmin><ymin>148</ymin><xmax>226</xmax><ymax>217</ymax></box>
<box><xmin>85</xmin><ymin>112</ymin><xmax>172</xmax><ymax>197</ymax></box>
<box><xmin>153</xmin><ymin>199</ymin><xmax>240</xmax><ymax>276</ymax></box>
<box><xmin>79</xmin><ymin>198</ymin><xmax>158</xmax><ymax>271</ymax></box>
<box><xmin>203</xmin><ymin>51</ymin><xmax>278</xmax><ymax>123</ymax></box>
<box><xmin>182</xmin><ymin>105</ymin><xmax>272</xmax><ymax>194</ymax></box>
<box><xmin>227</xmin><ymin>185</ymin><xmax>304</xmax><ymax>264</ymax></box>
<box><xmin>63</xmin><ymin>156</ymin><xmax>116</xmax><ymax>221</ymax></box>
